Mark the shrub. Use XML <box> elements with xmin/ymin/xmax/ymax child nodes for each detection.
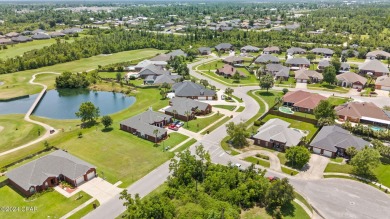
<box><xmin>254</xmin><ymin>120</ymin><xmax>262</xmax><ymax>126</ymax></box>
<box><xmin>255</xmin><ymin>153</ymin><xmax>270</xmax><ymax>160</ymax></box>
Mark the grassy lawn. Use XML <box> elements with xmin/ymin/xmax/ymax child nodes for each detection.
<box><xmin>241</xmin><ymin>202</ymin><xmax>310</xmax><ymax>219</ymax></box>
<box><xmin>0</xmin><ymin>114</ymin><xmax>44</xmax><ymax>153</ymax></box>
<box><xmin>307</xmin><ymin>83</ymin><xmax>349</xmax><ymax>93</ymax></box>
<box><xmin>98</xmin><ymin>71</ymin><xmax>126</xmax><ymax>79</ymax></box>
<box><xmin>261</xmin><ymin>114</ymin><xmax>318</xmax><ymax>139</ymax></box>
<box><xmin>0</xmin><ymin>186</ymin><xmax>91</xmax><ymax>219</ymax></box>
<box><xmin>172</xmin><ymin>138</ymin><xmax>197</xmax><ymax>153</ymax></box>
<box><xmin>200</xmin><ymin>70</ymin><xmax>259</xmax><ymax>86</ymax></box>
<box><xmin>161</xmin><ymin>133</ymin><xmax>189</xmax><ymax>150</ymax></box>
<box><xmin>183</xmin><ymin>113</ymin><xmax>224</xmax><ymax>133</ymax></box>
<box><xmin>201</xmin><ymin>116</ymin><xmax>231</xmax><ymax>135</ymax></box>
<box><xmin>34</xmin><ymin>73</ymin><xmax>58</xmax><ymax>90</ymax></box>
<box><xmin>213</xmin><ymin>105</ymin><xmax>236</xmax><ymax>111</ymax></box>
<box><xmin>221</xmin><ymin>136</ymin><xmax>240</xmax><ymax>156</ymax></box>
<box><xmin>196</xmin><ymin>60</ymin><xmax>224</xmax><ymax>71</ymax></box>
<box><xmin>274</xmin><ymin>77</ymin><xmax>296</xmax><ymax>88</ymax></box>
<box><xmin>257</xmin><ymin>90</ymin><xmax>283</xmax><ymax>107</ymax></box>
<box><xmin>292</xmin><ymin>111</ymin><xmax>316</xmax><ymax>119</ymax></box>
<box><xmin>236</xmin><ymin>106</ymin><xmax>245</xmax><ymax>112</ymax></box>
<box><xmin>231</xmin><ymin>94</ymin><xmax>244</xmax><ymax>103</ymax></box>
<box><xmin>282</xmin><ymin>166</ymin><xmax>299</xmax><ymax>176</ymax></box>
<box><xmin>328</xmin><ymin>96</ymin><xmax>349</xmax><ymax>106</ymax></box>
<box><xmin>294</xmin><ymin>191</ymin><xmax>313</xmax><ymax>212</ymax></box>
<box><xmin>324</xmin><ymin>163</ymin><xmax>353</xmax><ymax>174</ymax></box>
<box><xmin>330</xmin><ymin>157</ymin><xmax>344</xmax><ymax>163</ymax></box>
<box><xmin>0</xmin><ymin>48</ymin><xmax>164</xmax><ymax>99</ymax></box>
<box><xmin>278</xmin><ymin>153</ymin><xmax>287</xmax><ymax>165</ymax></box>
<box><xmin>244</xmin><ymin>156</ymin><xmax>271</xmax><ymax>168</ymax></box>
<box><xmin>68</xmin><ymin>200</ymin><xmax>100</xmax><ymax>219</ymax></box>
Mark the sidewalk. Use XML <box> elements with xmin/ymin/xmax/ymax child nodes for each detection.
<box><xmin>60</xmin><ymin>198</ymin><xmax>96</xmax><ymax>219</ymax></box>
<box><xmin>323</xmin><ymin>172</ymin><xmax>390</xmax><ymax>191</ymax></box>
<box><xmin>235</xmin><ymin>150</ymin><xmax>281</xmax><ymax>172</ymax></box>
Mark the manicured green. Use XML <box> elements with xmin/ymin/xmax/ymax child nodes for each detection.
<box><xmin>172</xmin><ymin>138</ymin><xmax>197</xmax><ymax>153</ymax></box>
<box><xmin>327</xmin><ymin>96</ymin><xmax>349</xmax><ymax>106</ymax></box>
<box><xmin>330</xmin><ymin>157</ymin><xmax>344</xmax><ymax>163</ymax></box>
<box><xmin>0</xmin><ymin>48</ymin><xmax>164</xmax><ymax>99</ymax></box>
<box><xmin>241</xmin><ymin>201</ymin><xmax>310</xmax><ymax>219</ymax></box>
<box><xmin>291</xmin><ymin>111</ymin><xmax>316</xmax><ymax>119</ymax></box>
<box><xmin>0</xmin><ymin>114</ymin><xmax>44</xmax><ymax>153</ymax></box>
<box><xmin>244</xmin><ymin>91</ymin><xmax>267</xmax><ymax>127</ymax></box>
<box><xmin>307</xmin><ymin>83</ymin><xmax>349</xmax><ymax>93</ymax></box>
<box><xmin>161</xmin><ymin>133</ymin><xmax>189</xmax><ymax>149</ymax></box>
<box><xmin>294</xmin><ymin>191</ymin><xmax>313</xmax><ymax>212</ymax></box>
<box><xmin>200</xmin><ymin>69</ymin><xmax>259</xmax><ymax>86</ymax></box>
<box><xmin>213</xmin><ymin>105</ymin><xmax>236</xmax><ymax>111</ymax></box>
<box><xmin>231</xmin><ymin>94</ymin><xmax>244</xmax><ymax>103</ymax></box>
<box><xmin>244</xmin><ymin>156</ymin><xmax>271</xmax><ymax>168</ymax></box>
<box><xmin>98</xmin><ymin>71</ymin><xmax>126</xmax><ymax>79</ymax></box>
<box><xmin>196</xmin><ymin>60</ymin><xmax>225</xmax><ymax>71</ymax></box>
<box><xmin>282</xmin><ymin>166</ymin><xmax>299</xmax><ymax>176</ymax></box>
<box><xmin>0</xmin><ymin>186</ymin><xmax>91</xmax><ymax>219</ymax></box>
<box><xmin>278</xmin><ymin>153</ymin><xmax>287</xmax><ymax>165</ymax></box>
<box><xmin>68</xmin><ymin>200</ymin><xmax>100</xmax><ymax>219</ymax></box>
<box><xmin>221</xmin><ymin>136</ymin><xmax>240</xmax><ymax>155</ymax></box>
<box><xmin>201</xmin><ymin>116</ymin><xmax>231</xmax><ymax>135</ymax></box>
<box><xmin>372</xmin><ymin>157</ymin><xmax>390</xmax><ymax>188</ymax></box>
<box><xmin>274</xmin><ymin>77</ymin><xmax>296</xmax><ymax>88</ymax></box>
<box><xmin>0</xmin><ymin>142</ymin><xmax>46</xmax><ymax>169</ymax></box>
<box><xmin>183</xmin><ymin>113</ymin><xmax>224</xmax><ymax>133</ymax></box>
<box><xmin>324</xmin><ymin>163</ymin><xmax>354</xmax><ymax>174</ymax></box>
<box><xmin>236</xmin><ymin>106</ymin><xmax>245</xmax><ymax>112</ymax></box>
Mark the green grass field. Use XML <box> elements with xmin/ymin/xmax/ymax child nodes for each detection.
<box><xmin>236</xmin><ymin>106</ymin><xmax>245</xmax><ymax>112</ymax></box>
<box><xmin>173</xmin><ymin>138</ymin><xmax>197</xmax><ymax>153</ymax></box>
<box><xmin>241</xmin><ymin>202</ymin><xmax>310</xmax><ymax>219</ymax></box>
<box><xmin>161</xmin><ymin>133</ymin><xmax>189</xmax><ymax>150</ymax></box>
<box><xmin>0</xmin><ymin>186</ymin><xmax>91</xmax><ymax>219</ymax></box>
<box><xmin>244</xmin><ymin>156</ymin><xmax>271</xmax><ymax>168</ymax></box>
<box><xmin>201</xmin><ymin>116</ymin><xmax>231</xmax><ymax>135</ymax></box>
<box><xmin>183</xmin><ymin>113</ymin><xmax>224</xmax><ymax>133</ymax></box>
<box><xmin>0</xmin><ymin>48</ymin><xmax>164</xmax><ymax>99</ymax></box>
<box><xmin>327</xmin><ymin>96</ymin><xmax>349</xmax><ymax>106</ymax></box>
<box><xmin>0</xmin><ymin>115</ymin><xmax>44</xmax><ymax>153</ymax></box>
<box><xmin>307</xmin><ymin>83</ymin><xmax>350</xmax><ymax>93</ymax></box>
<box><xmin>67</xmin><ymin>200</ymin><xmax>100</xmax><ymax>219</ymax></box>
<box><xmin>213</xmin><ymin>105</ymin><xmax>236</xmax><ymax>111</ymax></box>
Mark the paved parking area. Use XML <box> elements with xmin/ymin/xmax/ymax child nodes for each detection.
<box><xmin>78</xmin><ymin>177</ymin><xmax>122</xmax><ymax>204</ymax></box>
<box><xmin>297</xmin><ymin>154</ymin><xmax>329</xmax><ymax>180</ymax></box>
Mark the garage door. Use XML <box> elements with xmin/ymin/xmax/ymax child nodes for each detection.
<box><xmin>381</xmin><ymin>86</ymin><xmax>390</xmax><ymax>91</ymax></box>
<box><xmin>352</xmin><ymin>84</ymin><xmax>362</xmax><ymax>89</ymax></box>
<box><xmin>198</xmin><ymin>96</ymin><xmax>207</xmax><ymax>100</ymax></box>
<box><xmin>323</xmin><ymin>150</ymin><xmax>333</xmax><ymax>157</ymax></box>
<box><xmin>75</xmin><ymin>176</ymin><xmax>84</xmax><ymax>186</ymax></box>
<box><xmin>313</xmin><ymin>148</ymin><xmax>321</xmax><ymax>154</ymax></box>
<box><xmin>87</xmin><ymin>171</ymin><xmax>95</xmax><ymax>181</ymax></box>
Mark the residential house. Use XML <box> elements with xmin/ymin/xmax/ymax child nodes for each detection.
<box><xmin>253</xmin><ymin>118</ymin><xmax>304</xmax><ymax>151</ymax></box>
<box><xmin>340</xmin><ymin>62</ymin><xmax>350</xmax><ymax>73</ymax></box>
<box><xmin>6</xmin><ymin>150</ymin><xmax>96</xmax><ymax>197</ymax></box>
<box><xmin>336</xmin><ymin>72</ymin><xmax>367</xmax><ymax>89</ymax></box>
<box><xmin>120</xmin><ymin>108</ymin><xmax>172</xmax><ymax>142</ymax></box>
<box><xmin>215</xmin><ymin>43</ymin><xmax>233</xmax><ymax>52</ymax></box>
<box><xmin>62</xmin><ymin>28</ymin><xmax>83</xmax><ymax>34</ymax></box>
<box><xmin>11</xmin><ymin>35</ymin><xmax>32</xmax><ymax>43</ymax></box>
<box><xmin>150</xmin><ymin>54</ymin><xmax>172</xmax><ymax>62</ymax></box>
<box><xmin>0</xmin><ymin>38</ymin><xmax>13</xmax><ymax>45</ymax></box>
<box><xmin>32</xmin><ymin>33</ymin><xmax>50</xmax><ymax>40</ymax></box>
<box><xmin>342</xmin><ymin>49</ymin><xmax>359</xmax><ymax>58</ymax></box>
<box><xmin>310</xmin><ymin>48</ymin><xmax>334</xmax><ymax>58</ymax></box>
<box><xmin>335</xmin><ymin>102</ymin><xmax>390</xmax><ymax>127</ymax></box>
<box><xmin>165</xmin><ymin>97</ymin><xmax>212</xmax><ymax>121</ymax></box>
<box><xmin>359</xmin><ymin>59</ymin><xmax>389</xmax><ymax>77</ymax></box>
<box><xmin>263</xmin><ymin>46</ymin><xmax>280</xmax><ymax>54</ymax></box>
<box><xmin>375</xmin><ymin>75</ymin><xmax>390</xmax><ymax>91</ymax></box>
<box><xmin>294</xmin><ymin>69</ymin><xmax>323</xmax><ymax>83</ymax></box>
<box><xmin>172</xmin><ymin>81</ymin><xmax>216</xmax><ymax>100</ymax></box>
<box><xmin>5</xmin><ymin>32</ymin><xmax>19</xmax><ymax>38</ymax></box>
<box><xmin>31</xmin><ymin>29</ymin><xmax>46</xmax><ymax>35</ymax></box>
<box><xmin>317</xmin><ymin>59</ymin><xmax>330</xmax><ymax>71</ymax></box>
<box><xmin>275</xmin><ymin>67</ymin><xmax>290</xmax><ymax>81</ymax></box>
<box><xmin>144</xmin><ymin>74</ymin><xmax>181</xmax><ymax>85</ymax></box>
<box><xmin>287</xmin><ymin>47</ymin><xmax>306</xmax><ymax>56</ymax></box>
<box><xmin>283</xmin><ymin>90</ymin><xmax>327</xmax><ymax>113</ymax></box>
<box><xmin>241</xmin><ymin>45</ymin><xmax>260</xmax><ymax>53</ymax></box>
<box><xmin>285</xmin><ymin>57</ymin><xmax>310</xmax><ymax>70</ymax></box>
<box><xmin>254</xmin><ymin>54</ymin><xmax>280</xmax><ymax>64</ymax></box>
<box><xmin>167</xmin><ymin>49</ymin><xmax>187</xmax><ymax>58</ymax></box>
<box><xmin>198</xmin><ymin>47</ymin><xmax>211</xmax><ymax>55</ymax></box>
<box><xmin>50</xmin><ymin>32</ymin><xmax>66</xmax><ymax>38</ymax></box>
<box><xmin>139</xmin><ymin>64</ymin><xmax>170</xmax><ymax>79</ymax></box>
<box><xmin>266</xmin><ymin>63</ymin><xmax>284</xmax><ymax>74</ymax></box>
<box><xmin>223</xmin><ymin>56</ymin><xmax>244</xmax><ymax>65</ymax></box>
<box><xmin>217</xmin><ymin>64</ymin><xmax>246</xmax><ymax>78</ymax></box>
<box><xmin>309</xmin><ymin>125</ymin><xmax>369</xmax><ymax>158</ymax></box>
<box><xmin>366</xmin><ymin>50</ymin><xmax>390</xmax><ymax>60</ymax></box>
<box><xmin>134</xmin><ymin>60</ymin><xmax>167</xmax><ymax>71</ymax></box>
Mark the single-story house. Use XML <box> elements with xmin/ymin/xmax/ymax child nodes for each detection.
<box><xmin>241</xmin><ymin>45</ymin><xmax>260</xmax><ymax>53</ymax></box>
<box><xmin>215</xmin><ymin>43</ymin><xmax>233</xmax><ymax>52</ymax></box>
<box><xmin>6</xmin><ymin>150</ymin><xmax>96</xmax><ymax>197</ymax></box>
<box><xmin>217</xmin><ymin>64</ymin><xmax>246</xmax><ymax>78</ymax></box>
<box><xmin>5</xmin><ymin>32</ymin><xmax>19</xmax><ymax>38</ymax></box>
<box><xmin>144</xmin><ymin>74</ymin><xmax>181</xmax><ymax>85</ymax></box>
<box><xmin>375</xmin><ymin>75</ymin><xmax>390</xmax><ymax>91</ymax></box>
<box><xmin>309</xmin><ymin>125</ymin><xmax>369</xmax><ymax>158</ymax></box>
<box><xmin>32</xmin><ymin>33</ymin><xmax>51</xmax><ymax>40</ymax></box>
<box><xmin>310</xmin><ymin>48</ymin><xmax>334</xmax><ymax>57</ymax></box>
<box><xmin>336</xmin><ymin>72</ymin><xmax>367</xmax><ymax>89</ymax></box>
<box><xmin>32</xmin><ymin>29</ymin><xmax>46</xmax><ymax>35</ymax></box>
<box><xmin>317</xmin><ymin>59</ymin><xmax>330</xmax><ymax>71</ymax></box>
<box><xmin>285</xmin><ymin>57</ymin><xmax>310</xmax><ymax>70</ymax></box>
<box><xmin>294</xmin><ymin>69</ymin><xmax>323</xmax><ymax>83</ymax></box>
<box><xmin>150</xmin><ymin>54</ymin><xmax>172</xmax><ymax>62</ymax></box>
<box><xmin>266</xmin><ymin>63</ymin><xmax>284</xmax><ymax>74</ymax></box>
<box><xmin>263</xmin><ymin>46</ymin><xmax>280</xmax><ymax>54</ymax></box>
<box><xmin>50</xmin><ymin>32</ymin><xmax>66</xmax><ymax>38</ymax></box>
<box><xmin>61</xmin><ymin>28</ymin><xmax>83</xmax><ymax>34</ymax></box>
<box><xmin>165</xmin><ymin>97</ymin><xmax>212</xmax><ymax>121</ymax></box>
<box><xmin>172</xmin><ymin>81</ymin><xmax>216</xmax><ymax>100</ymax></box>
<box><xmin>287</xmin><ymin>47</ymin><xmax>306</xmax><ymax>55</ymax></box>
<box><xmin>223</xmin><ymin>56</ymin><xmax>244</xmax><ymax>65</ymax></box>
<box><xmin>134</xmin><ymin>60</ymin><xmax>167</xmax><ymax>71</ymax></box>
<box><xmin>139</xmin><ymin>64</ymin><xmax>170</xmax><ymax>79</ymax></box>
<box><xmin>167</xmin><ymin>49</ymin><xmax>187</xmax><ymax>58</ymax></box>
<box><xmin>120</xmin><ymin>108</ymin><xmax>172</xmax><ymax>142</ymax></box>
<box><xmin>11</xmin><ymin>35</ymin><xmax>32</xmax><ymax>43</ymax></box>
<box><xmin>275</xmin><ymin>67</ymin><xmax>290</xmax><ymax>81</ymax></box>
<box><xmin>335</xmin><ymin>102</ymin><xmax>390</xmax><ymax>127</ymax></box>
<box><xmin>0</xmin><ymin>38</ymin><xmax>13</xmax><ymax>45</ymax></box>
<box><xmin>253</xmin><ymin>118</ymin><xmax>304</xmax><ymax>151</ymax></box>
<box><xmin>366</xmin><ymin>50</ymin><xmax>390</xmax><ymax>60</ymax></box>
<box><xmin>254</xmin><ymin>54</ymin><xmax>280</xmax><ymax>64</ymax></box>
<box><xmin>198</xmin><ymin>47</ymin><xmax>211</xmax><ymax>55</ymax></box>
<box><xmin>283</xmin><ymin>90</ymin><xmax>327</xmax><ymax>113</ymax></box>
<box><xmin>342</xmin><ymin>49</ymin><xmax>359</xmax><ymax>58</ymax></box>
<box><xmin>359</xmin><ymin>59</ymin><xmax>389</xmax><ymax>77</ymax></box>
<box><xmin>340</xmin><ymin>62</ymin><xmax>350</xmax><ymax>73</ymax></box>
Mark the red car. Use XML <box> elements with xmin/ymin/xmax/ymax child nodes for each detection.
<box><xmin>168</xmin><ymin>124</ymin><xmax>178</xmax><ymax>131</ymax></box>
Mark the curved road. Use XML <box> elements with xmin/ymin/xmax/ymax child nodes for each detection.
<box><xmin>84</xmin><ymin>58</ymin><xmax>390</xmax><ymax>219</ymax></box>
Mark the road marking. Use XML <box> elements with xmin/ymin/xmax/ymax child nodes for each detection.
<box><xmin>219</xmin><ymin>152</ymin><xmax>225</xmax><ymax>157</ymax></box>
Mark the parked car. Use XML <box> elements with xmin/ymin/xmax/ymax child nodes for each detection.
<box><xmin>267</xmin><ymin>176</ymin><xmax>280</xmax><ymax>182</ymax></box>
<box><xmin>169</xmin><ymin>124</ymin><xmax>178</xmax><ymax>131</ymax></box>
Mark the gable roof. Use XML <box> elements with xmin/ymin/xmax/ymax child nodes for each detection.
<box><xmin>241</xmin><ymin>45</ymin><xmax>260</xmax><ymax>51</ymax></box>
<box><xmin>375</xmin><ymin>75</ymin><xmax>390</xmax><ymax>87</ymax></box>
<box><xmin>215</xmin><ymin>43</ymin><xmax>233</xmax><ymax>51</ymax></box>
<box><xmin>150</xmin><ymin>54</ymin><xmax>171</xmax><ymax>62</ymax></box>
<box><xmin>224</xmin><ymin>56</ymin><xmax>243</xmax><ymax>63</ymax></box>
<box><xmin>310</xmin><ymin>126</ymin><xmax>369</xmax><ymax>152</ymax></box>
<box><xmin>198</xmin><ymin>47</ymin><xmax>211</xmax><ymax>53</ymax></box>
<box><xmin>50</xmin><ymin>32</ymin><xmax>66</xmax><ymax>37</ymax></box>
<box><xmin>295</xmin><ymin>69</ymin><xmax>323</xmax><ymax>80</ymax></box>
<box><xmin>167</xmin><ymin>49</ymin><xmax>187</xmax><ymax>58</ymax></box>
<box><xmin>153</xmin><ymin>74</ymin><xmax>181</xmax><ymax>85</ymax></box>
<box><xmin>366</xmin><ymin>50</ymin><xmax>390</xmax><ymax>58</ymax></box>
<box><xmin>6</xmin><ymin>150</ymin><xmax>95</xmax><ymax>191</ymax></box>
<box><xmin>165</xmin><ymin>97</ymin><xmax>210</xmax><ymax>115</ymax></box>
<box><xmin>266</xmin><ymin>63</ymin><xmax>284</xmax><ymax>72</ymax></box>
<box><xmin>335</xmin><ymin>102</ymin><xmax>390</xmax><ymax>123</ymax></box>
<box><xmin>31</xmin><ymin>33</ymin><xmax>51</xmax><ymax>40</ymax></box>
<box><xmin>172</xmin><ymin>81</ymin><xmax>216</xmax><ymax>97</ymax></box>
<box><xmin>255</xmin><ymin>54</ymin><xmax>280</xmax><ymax>63</ymax></box>
<box><xmin>318</xmin><ymin>59</ymin><xmax>330</xmax><ymax>67</ymax></box>
<box><xmin>359</xmin><ymin>59</ymin><xmax>389</xmax><ymax>74</ymax></box>
<box><xmin>11</xmin><ymin>35</ymin><xmax>32</xmax><ymax>42</ymax></box>
<box><xmin>135</xmin><ymin>60</ymin><xmax>167</xmax><ymax>69</ymax></box>
<box><xmin>286</xmin><ymin>57</ymin><xmax>310</xmax><ymax>65</ymax></box>
<box><xmin>287</xmin><ymin>47</ymin><xmax>306</xmax><ymax>54</ymax></box>
<box><xmin>275</xmin><ymin>67</ymin><xmax>290</xmax><ymax>77</ymax></box>
<box><xmin>139</xmin><ymin>64</ymin><xmax>170</xmax><ymax>77</ymax></box>
<box><xmin>253</xmin><ymin>118</ymin><xmax>304</xmax><ymax>147</ymax></box>
<box><xmin>217</xmin><ymin>64</ymin><xmax>246</xmax><ymax>77</ymax></box>
<box><xmin>336</xmin><ymin>72</ymin><xmax>367</xmax><ymax>85</ymax></box>
<box><xmin>263</xmin><ymin>46</ymin><xmax>280</xmax><ymax>52</ymax></box>
<box><xmin>311</xmin><ymin>48</ymin><xmax>334</xmax><ymax>55</ymax></box>
<box><xmin>283</xmin><ymin>90</ymin><xmax>327</xmax><ymax>110</ymax></box>
<box><xmin>340</xmin><ymin>62</ymin><xmax>350</xmax><ymax>70</ymax></box>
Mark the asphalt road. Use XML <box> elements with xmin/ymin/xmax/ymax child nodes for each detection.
<box><xmin>83</xmin><ymin>57</ymin><xmax>390</xmax><ymax>219</ymax></box>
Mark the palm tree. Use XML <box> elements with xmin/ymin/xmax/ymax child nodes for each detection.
<box><xmin>153</xmin><ymin>129</ymin><xmax>159</xmax><ymax>146</ymax></box>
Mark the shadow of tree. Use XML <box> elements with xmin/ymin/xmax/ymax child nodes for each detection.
<box><xmin>101</xmin><ymin>127</ymin><xmax>113</xmax><ymax>132</ymax></box>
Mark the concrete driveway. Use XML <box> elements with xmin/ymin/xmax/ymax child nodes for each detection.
<box><xmin>295</xmin><ymin>82</ymin><xmax>307</xmax><ymax>89</ymax></box>
<box><xmin>297</xmin><ymin>154</ymin><xmax>329</xmax><ymax>180</ymax></box>
<box><xmin>78</xmin><ymin>177</ymin><xmax>122</xmax><ymax>204</ymax></box>
<box><xmin>235</xmin><ymin>150</ymin><xmax>281</xmax><ymax>172</ymax></box>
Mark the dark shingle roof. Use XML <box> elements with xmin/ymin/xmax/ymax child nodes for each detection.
<box><xmin>139</xmin><ymin>64</ymin><xmax>170</xmax><ymax>77</ymax></box>
<box><xmin>11</xmin><ymin>35</ymin><xmax>32</xmax><ymax>42</ymax></box>
<box><xmin>31</xmin><ymin>33</ymin><xmax>51</xmax><ymax>40</ymax></box>
<box><xmin>167</xmin><ymin>49</ymin><xmax>187</xmax><ymax>58</ymax></box>
<box><xmin>255</xmin><ymin>54</ymin><xmax>280</xmax><ymax>63</ymax></box>
<box><xmin>241</xmin><ymin>45</ymin><xmax>260</xmax><ymax>52</ymax></box>
<box><xmin>286</xmin><ymin>57</ymin><xmax>310</xmax><ymax>65</ymax></box>
<box><xmin>311</xmin><ymin>48</ymin><xmax>334</xmax><ymax>55</ymax></box>
<box><xmin>198</xmin><ymin>47</ymin><xmax>211</xmax><ymax>53</ymax></box>
<box><xmin>287</xmin><ymin>47</ymin><xmax>306</xmax><ymax>54</ymax></box>
<box><xmin>165</xmin><ymin>97</ymin><xmax>210</xmax><ymax>115</ymax></box>
<box><xmin>172</xmin><ymin>81</ymin><xmax>216</xmax><ymax>97</ymax></box>
<box><xmin>215</xmin><ymin>43</ymin><xmax>233</xmax><ymax>51</ymax></box>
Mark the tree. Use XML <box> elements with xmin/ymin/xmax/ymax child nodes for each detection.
<box><xmin>185</xmin><ymin>111</ymin><xmax>191</xmax><ymax>126</ymax></box>
<box><xmin>225</xmin><ymin>87</ymin><xmax>234</xmax><ymax>98</ymax></box>
<box><xmin>371</xmin><ymin>139</ymin><xmax>390</xmax><ymax>158</ymax></box>
<box><xmin>285</xmin><ymin>146</ymin><xmax>311</xmax><ymax>168</ymax></box>
<box><xmin>233</xmin><ymin>71</ymin><xmax>241</xmax><ymax>83</ymax></box>
<box><xmin>346</xmin><ymin>146</ymin><xmax>358</xmax><ymax>158</ymax></box>
<box><xmin>225</xmin><ymin>122</ymin><xmax>249</xmax><ymax>148</ymax></box>
<box><xmin>75</xmin><ymin>102</ymin><xmax>100</xmax><ymax>124</ymax></box>
<box><xmin>313</xmin><ymin>100</ymin><xmax>337</xmax><ymax>121</ymax></box>
<box><xmin>116</xmin><ymin>72</ymin><xmax>122</xmax><ymax>82</ymax></box>
<box><xmin>350</xmin><ymin>147</ymin><xmax>381</xmax><ymax>177</ymax></box>
<box><xmin>323</xmin><ymin>66</ymin><xmax>337</xmax><ymax>84</ymax></box>
<box><xmin>306</xmin><ymin>53</ymin><xmax>316</xmax><ymax>64</ymax></box>
<box><xmin>160</xmin><ymin>89</ymin><xmax>166</xmax><ymax>99</ymax></box>
<box><xmin>259</xmin><ymin>74</ymin><xmax>274</xmax><ymax>92</ymax></box>
<box><xmin>282</xmin><ymin>88</ymin><xmax>289</xmax><ymax>94</ymax></box>
<box><xmin>153</xmin><ymin>129</ymin><xmax>159</xmax><ymax>145</ymax></box>
<box><xmin>317</xmin><ymin>117</ymin><xmax>336</xmax><ymax>126</ymax></box>
<box><xmin>101</xmin><ymin>115</ymin><xmax>113</xmax><ymax>129</ymax></box>
<box><xmin>266</xmin><ymin>178</ymin><xmax>295</xmax><ymax>207</ymax></box>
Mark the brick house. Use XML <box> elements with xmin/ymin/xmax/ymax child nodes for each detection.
<box><xmin>165</xmin><ymin>97</ymin><xmax>212</xmax><ymax>121</ymax></box>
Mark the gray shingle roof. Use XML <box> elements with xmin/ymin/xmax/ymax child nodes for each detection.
<box><xmin>275</xmin><ymin>67</ymin><xmax>290</xmax><ymax>77</ymax></box>
<box><xmin>310</xmin><ymin>126</ymin><xmax>369</xmax><ymax>152</ymax></box>
<box><xmin>255</xmin><ymin>54</ymin><xmax>280</xmax><ymax>63</ymax></box>
<box><xmin>359</xmin><ymin>59</ymin><xmax>389</xmax><ymax>74</ymax></box>
<box><xmin>287</xmin><ymin>47</ymin><xmax>306</xmax><ymax>54</ymax></box>
<box><xmin>61</xmin><ymin>28</ymin><xmax>83</xmax><ymax>34</ymax></box>
<box><xmin>198</xmin><ymin>47</ymin><xmax>211</xmax><ymax>53</ymax></box>
<box><xmin>31</xmin><ymin>33</ymin><xmax>51</xmax><ymax>40</ymax></box>
<box><xmin>318</xmin><ymin>59</ymin><xmax>330</xmax><ymax>67</ymax></box>
<box><xmin>241</xmin><ymin>45</ymin><xmax>260</xmax><ymax>52</ymax></box>
<box><xmin>139</xmin><ymin>64</ymin><xmax>170</xmax><ymax>77</ymax></box>
<box><xmin>172</xmin><ymin>81</ymin><xmax>216</xmax><ymax>97</ymax></box>
<box><xmin>153</xmin><ymin>74</ymin><xmax>181</xmax><ymax>85</ymax></box>
<box><xmin>336</xmin><ymin>72</ymin><xmax>367</xmax><ymax>85</ymax></box>
<box><xmin>6</xmin><ymin>150</ymin><xmax>95</xmax><ymax>190</ymax></box>
<box><xmin>150</xmin><ymin>54</ymin><xmax>171</xmax><ymax>62</ymax></box>
<box><xmin>286</xmin><ymin>57</ymin><xmax>310</xmax><ymax>65</ymax></box>
<box><xmin>50</xmin><ymin>32</ymin><xmax>66</xmax><ymax>38</ymax></box>
<box><xmin>167</xmin><ymin>49</ymin><xmax>187</xmax><ymax>58</ymax></box>
<box><xmin>11</xmin><ymin>35</ymin><xmax>32</xmax><ymax>42</ymax></box>
<box><xmin>376</xmin><ymin>75</ymin><xmax>390</xmax><ymax>87</ymax></box>
<box><xmin>266</xmin><ymin>63</ymin><xmax>284</xmax><ymax>73</ymax></box>
<box><xmin>165</xmin><ymin>97</ymin><xmax>210</xmax><ymax>115</ymax></box>
<box><xmin>366</xmin><ymin>50</ymin><xmax>390</xmax><ymax>58</ymax></box>
<box><xmin>215</xmin><ymin>43</ymin><xmax>233</xmax><ymax>51</ymax></box>
<box><xmin>311</xmin><ymin>48</ymin><xmax>334</xmax><ymax>55</ymax></box>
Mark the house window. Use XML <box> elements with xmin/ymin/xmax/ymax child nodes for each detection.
<box><xmin>29</xmin><ymin>187</ymin><xmax>36</xmax><ymax>194</ymax></box>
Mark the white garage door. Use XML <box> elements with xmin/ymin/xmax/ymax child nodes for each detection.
<box><xmin>323</xmin><ymin>150</ymin><xmax>333</xmax><ymax>157</ymax></box>
<box><xmin>313</xmin><ymin>148</ymin><xmax>321</xmax><ymax>154</ymax></box>
<box><xmin>381</xmin><ymin>86</ymin><xmax>390</xmax><ymax>91</ymax></box>
<box><xmin>87</xmin><ymin>171</ymin><xmax>95</xmax><ymax>181</ymax></box>
<box><xmin>198</xmin><ymin>96</ymin><xmax>207</xmax><ymax>100</ymax></box>
<box><xmin>75</xmin><ymin>176</ymin><xmax>84</xmax><ymax>186</ymax></box>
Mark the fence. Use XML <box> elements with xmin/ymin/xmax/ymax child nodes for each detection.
<box><xmin>268</xmin><ymin>110</ymin><xmax>318</xmax><ymax>125</ymax></box>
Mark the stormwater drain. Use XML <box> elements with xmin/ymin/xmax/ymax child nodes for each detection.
<box><xmin>349</xmin><ymin>201</ymin><xmax>355</xmax><ymax>206</ymax></box>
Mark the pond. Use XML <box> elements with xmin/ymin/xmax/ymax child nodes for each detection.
<box><xmin>0</xmin><ymin>89</ymin><xmax>136</xmax><ymax>119</ymax></box>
